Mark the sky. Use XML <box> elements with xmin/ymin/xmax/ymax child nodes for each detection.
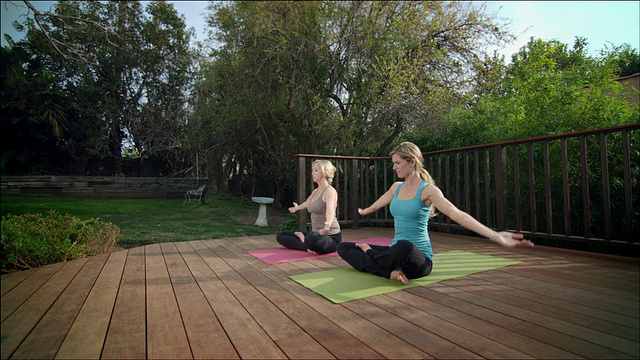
<box><xmin>2</xmin><ymin>1</ymin><xmax>639</xmax><ymax>62</ymax></box>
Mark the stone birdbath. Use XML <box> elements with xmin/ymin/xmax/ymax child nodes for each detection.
<box><xmin>252</xmin><ymin>197</ymin><xmax>274</xmax><ymax>227</ymax></box>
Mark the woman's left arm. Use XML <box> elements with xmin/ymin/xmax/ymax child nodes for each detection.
<box><xmin>425</xmin><ymin>185</ymin><xmax>534</xmax><ymax>248</ymax></box>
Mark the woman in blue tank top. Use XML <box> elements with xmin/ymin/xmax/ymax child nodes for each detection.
<box><xmin>338</xmin><ymin>142</ymin><xmax>534</xmax><ymax>284</ymax></box>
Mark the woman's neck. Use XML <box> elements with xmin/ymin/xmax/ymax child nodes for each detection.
<box><xmin>316</xmin><ymin>179</ymin><xmax>329</xmax><ymax>190</ymax></box>
<box><xmin>404</xmin><ymin>173</ymin><xmax>421</xmax><ymax>186</ymax></box>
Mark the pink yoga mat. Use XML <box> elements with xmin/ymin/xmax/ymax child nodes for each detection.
<box><xmin>247</xmin><ymin>237</ymin><xmax>393</xmax><ymax>264</ymax></box>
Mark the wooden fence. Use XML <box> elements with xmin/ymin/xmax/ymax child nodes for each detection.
<box><xmin>295</xmin><ymin>124</ymin><xmax>640</xmax><ymax>251</ymax></box>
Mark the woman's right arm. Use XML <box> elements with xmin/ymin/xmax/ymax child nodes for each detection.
<box><xmin>358</xmin><ymin>182</ymin><xmax>399</xmax><ymax>216</ymax></box>
<box><xmin>289</xmin><ymin>190</ymin><xmax>315</xmax><ymax>213</ymax></box>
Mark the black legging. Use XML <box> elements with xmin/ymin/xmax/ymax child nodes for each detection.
<box><xmin>276</xmin><ymin>230</ymin><xmax>342</xmax><ymax>254</ymax></box>
<box><xmin>337</xmin><ymin>240</ymin><xmax>433</xmax><ymax>279</ymax></box>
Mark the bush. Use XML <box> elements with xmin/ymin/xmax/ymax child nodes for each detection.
<box><xmin>1</xmin><ymin>210</ymin><xmax>119</xmax><ymax>273</ymax></box>
<box><xmin>278</xmin><ymin>217</ymin><xmax>299</xmax><ymax>231</ymax></box>
<box><xmin>277</xmin><ymin>214</ymin><xmax>313</xmax><ymax>232</ymax></box>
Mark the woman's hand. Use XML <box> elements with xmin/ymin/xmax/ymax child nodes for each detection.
<box><xmin>493</xmin><ymin>232</ymin><xmax>535</xmax><ymax>248</ymax></box>
<box><xmin>319</xmin><ymin>228</ymin><xmax>328</xmax><ymax>235</ymax></box>
<box><xmin>356</xmin><ymin>243</ymin><xmax>371</xmax><ymax>252</ymax></box>
<box><xmin>358</xmin><ymin>208</ymin><xmax>367</xmax><ymax>216</ymax></box>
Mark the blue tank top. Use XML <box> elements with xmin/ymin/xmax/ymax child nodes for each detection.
<box><xmin>389</xmin><ymin>180</ymin><xmax>433</xmax><ymax>260</ymax></box>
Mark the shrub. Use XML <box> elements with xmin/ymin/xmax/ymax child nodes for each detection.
<box><xmin>277</xmin><ymin>215</ymin><xmax>312</xmax><ymax>232</ymax></box>
<box><xmin>1</xmin><ymin>210</ymin><xmax>119</xmax><ymax>273</ymax></box>
<box><xmin>278</xmin><ymin>214</ymin><xmax>300</xmax><ymax>231</ymax></box>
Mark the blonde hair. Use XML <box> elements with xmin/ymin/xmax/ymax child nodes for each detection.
<box><xmin>313</xmin><ymin>159</ymin><xmax>336</xmax><ymax>184</ymax></box>
<box><xmin>390</xmin><ymin>142</ymin><xmax>438</xmax><ymax>217</ymax></box>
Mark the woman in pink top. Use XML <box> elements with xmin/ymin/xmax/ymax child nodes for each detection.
<box><xmin>276</xmin><ymin>160</ymin><xmax>342</xmax><ymax>254</ymax></box>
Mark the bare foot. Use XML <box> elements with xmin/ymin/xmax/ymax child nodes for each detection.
<box><xmin>390</xmin><ymin>269</ymin><xmax>409</xmax><ymax>285</ymax></box>
<box><xmin>295</xmin><ymin>232</ymin><xmax>305</xmax><ymax>243</ymax></box>
<box><xmin>356</xmin><ymin>243</ymin><xmax>371</xmax><ymax>252</ymax></box>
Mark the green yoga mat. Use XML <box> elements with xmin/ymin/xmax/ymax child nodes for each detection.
<box><xmin>290</xmin><ymin>250</ymin><xmax>521</xmax><ymax>303</ymax></box>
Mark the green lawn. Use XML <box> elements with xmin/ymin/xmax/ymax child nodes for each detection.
<box><xmin>1</xmin><ymin>194</ymin><xmax>290</xmax><ymax>248</ymax></box>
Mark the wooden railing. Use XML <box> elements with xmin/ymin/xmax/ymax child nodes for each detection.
<box><xmin>295</xmin><ymin>124</ymin><xmax>640</xmax><ymax>251</ymax></box>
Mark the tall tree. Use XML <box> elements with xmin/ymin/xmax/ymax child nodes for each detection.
<box><xmin>196</xmin><ymin>0</ymin><xmax>512</xmax><ymax>200</ymax></box>
<box><xmin>416</xmin><ymin>37</ymin><xmax>638</xmax><ymax>150</ymax></box>
<box><xmin>15</xmin><ymin>0</ymin><xmax>194</xmax><ymax>175</ymax></box>
<box><xmin>1</xmin><ymin>37</ymin><xmax>70</xmax><ymax>174</ymax></box>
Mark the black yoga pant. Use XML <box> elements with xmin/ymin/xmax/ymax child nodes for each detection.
<box><xmin>337</xmin><ymin>240</ymin><xmax>433</xmax><ymax>279</ymax></box>
<box><xmin>276</xmin><ymin>230</ymin><xmax>342</xmax><ymax>254</ymax></box>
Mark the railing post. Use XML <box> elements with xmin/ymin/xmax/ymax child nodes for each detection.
<box><xmin>297</xmin><ymin>156</ymin><xmax>306</xmax><ymax>231</ymax></box>
<box><xmin>493</xmin><ymin>145</ymin><xmax>507</xmax><ymax>230</ymax></box>
<box><xmin>351</xmin><ymin>158</ymin><xmax>359</xmax><ymax>229</ymax></box>
<box><xmin>543</xmin><ymin>141</ymin><xmax>553</xmax><ymax>234</ymax></box>
<box><xmin>579</xmin><ymin>136</ymin><xmax>591</xmax><ymax>239</ymax></box>
<box><xmin>621</xmin><ymin>130</ymin><xmax>633</xmax><ymax>242</ymax></box>
<box><xmin>600</xmin><ymin>133</ymin><xmax>611</xmax><ymax>240</ymax></box>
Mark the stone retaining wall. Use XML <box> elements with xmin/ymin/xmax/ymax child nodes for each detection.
<box><xmin>1</xmin><ymin>176</ymin><xmax>208</xmax><ymax>199</ymax></box>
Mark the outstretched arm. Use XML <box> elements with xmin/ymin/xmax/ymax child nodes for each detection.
<box><xmin>425</xmin><ymin>185</ymin><xmax>534</xmax><ymax>248</ymax></box>
<box><xmin>358</xmin><ymin>182</ymin><xmax>399</xmax><ymax>216</ymax></box>
<box><xmin>289</xmin><ymin>190</ymin><xmax>316</xmax><ymax>213</ymax></box>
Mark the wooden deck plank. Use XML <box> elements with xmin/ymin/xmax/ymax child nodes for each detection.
<box><xmin>56</xmin><ymin>250</ymin><xmax>128</xmax><ymax>359</ymax></box>
<box><xmin>215</xmin><ymin>248</ymin><xmax>382</xmax><ymax>359</ymax></box>
<box><xmin>11</xmin><ymin>255</ymin><xmax>106</xmax><ymax>359</ymax></box>
<box><xmin>383</xmin><ymin>290</ymin><xmax>580</xmax><ymax>359</ymax></box>
<box><xmin>502</xmin><ymin>267</ymin><xmax>639</xmax><ymax>316</ymax></box>
<box><xmin>0</xmin><ymin>258</ymin><xmax>87</xmax><ymax>359</ymax></box>
<box><xmin>359</xmin><ymin>293</ymin><xmax>532</xmax><ymax>359</ymax></box>
<box><xmin>226</xmin><ymin>260</ymin><xmax>427</xmax><ymax>358</ymax></box>
<box><xmin>1</xmin><ymin>270</ymin><xmax>33</xmax><ymax>297</ymax></box>
<box><xmin>145</xmin><ymin>243</ymin><xmax>192</xmax><ymax>359</ymax></box>
<box><xmin>0</xmin><ymin>229</ymin><xmax>638</xmax><ymax>360</ymax></box>
<box><xmin>171</xmin><ymin>241</ymin><xmax>241</xmax><ymax>359</ymax></box>
<box><xmin>1</xmin><ymin>262</ymin><xmax>64</xmax><ymax>322</ymax></box>
<box><xmin>468</xmin><ymin>272</ymin><xmax>639</xmax><ymax>340</ymax></box>
<box><xmin>189</xmin><ymin>240</ymin><xmax>286</xmax><ymax>359</ymax></box>
<box><xmin>165</xmin><ymin>242</ymin><xmax>240</xmax><ymax>359</ymax></box>
<box><xmin>200</xmin><ymin>239</ymin><xmax>336</xmax><ymax>359</ymax></box>
<box><xmin>505</xmin><ymin>265</ymin><xmax>639</xmax><ymax>301</ymax></box>
<box><xmin>101</xmin><ymin>246</ymin><xmax>147</xmax><ymax>359</ymax></box>
<box><xmin>342</xmin><ymin>297</ymin><xmax>481</xmax><ymax>359</ymax></box>
<box><xmin>451</xmin><ymin>276</ymin><xmax>639</xmax><ymax>357</ymax></box>
<box><xmin>216</xmin><ymin>237</ymin><xmax>389</xmax><ymax>359</ymax></box>
<box><xmin>425</xmin><ymin>280</ymin><xmax>635</xmax><ymax>359</ymax></box>
<box><xmin>484</xmin><ymin>270</ymin><xmax>639</xmax><ymax>328</ymax></box>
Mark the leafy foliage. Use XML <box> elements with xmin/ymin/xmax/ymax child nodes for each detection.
<box><xmin>411</xmin><ymin>37</ymin><xmax>639</xmax><ymax>151</ymax></box>
<box><xmin>6</xmin><ymin>0</ymin><xmax>195</xmax><ymax>175</ymax></box>
<box><xmin>193</xmin><ymin>1</ymin><xmax>513</xmax><ymax>203</ymax></box>
<box><xmin>1</xmin><ymin>210</ymin><xmax>119</xmax><ymax>272</ymax></box>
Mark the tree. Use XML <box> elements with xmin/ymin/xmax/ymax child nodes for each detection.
<box><xmin>13</xmin><ymin>0</ymin><xmax>194</xmax><ymax>175</ymax></box>
<box><xmin>196</xmin><ymin>1</ymin><xmax>513</xmax><ymax>201</ymax></box>
<box><xmin>1</xmin><ymin>36</ymin><xmax>70</xmax><ymax>174</ymax></box>
<box><xmin>601</xmin><ymin>43</ymin><xmax>640</xmax><ymax>78</ymax></box>
<box><xmin>420</xmin><ymin>37</ymin><xmax>638</xmax><ymax>150</ymax></box>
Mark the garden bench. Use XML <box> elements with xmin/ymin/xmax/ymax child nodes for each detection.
<box><xmin>184</xmin><ymin>185</ymin><xmax>206</xmax><ymax>203</ymax></box>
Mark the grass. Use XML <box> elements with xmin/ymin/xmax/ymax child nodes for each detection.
<box><xmin>1</xmin><ymin>194</ymin><xmax>287</xmax><ymax>249</ymax></box>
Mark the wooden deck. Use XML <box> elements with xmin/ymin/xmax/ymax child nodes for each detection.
<box><xmin>1</xmin><ymin>228</ymin><xmax>638</xmax><ymax>359</ymax></box>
